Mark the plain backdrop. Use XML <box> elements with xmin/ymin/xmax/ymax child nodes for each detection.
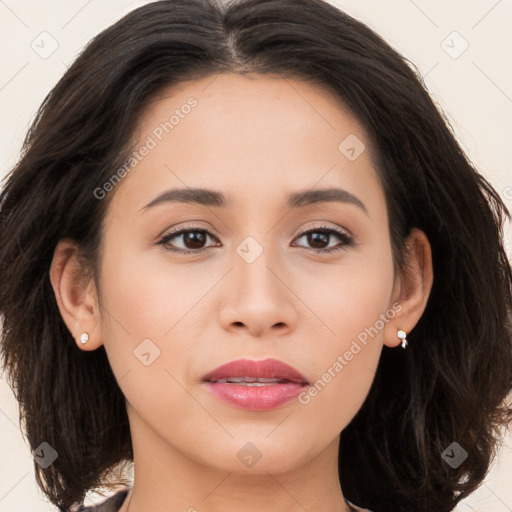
<box><xmin>1</xmin><ymin>1</ymin><xmax>511</xmax><ymax>511</ymax></box>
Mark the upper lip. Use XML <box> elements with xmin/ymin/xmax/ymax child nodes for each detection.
<box><xmin>202</xmin><ymin>358</ymin><xmax>309</xmax><ymax>384</ymax></box>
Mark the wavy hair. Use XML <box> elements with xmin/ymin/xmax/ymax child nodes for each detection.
<box><xmin>1</xmin><ymin>0</ymin><xmax>511</xmax><ymax>511</ymax></box>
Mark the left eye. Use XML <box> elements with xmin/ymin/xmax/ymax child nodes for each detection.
<box><xmin>157</xmin><ymin>225</ymin><xmax>353</xmax><ymax>254</ymax></box>
<box><xmin>292</xmin><ymin>227</ymin><xmax>353</xmax><ymax>253</ymax></box>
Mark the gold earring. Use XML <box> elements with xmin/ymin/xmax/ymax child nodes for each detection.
<box><xmin>397</xmin><ymin>329</ymin><xmax>407</xmax><ymax>349</ymax></box>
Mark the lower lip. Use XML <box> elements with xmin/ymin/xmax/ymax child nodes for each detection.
<box><xmin>204</xmin><ymin>382</ymin><xmax>306</xmax><ymax>410</ymax></box>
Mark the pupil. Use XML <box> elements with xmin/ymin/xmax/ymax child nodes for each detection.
<box><xmin>185</xmin><ymin>231</ymin><xmax>206</xmax><ymax>249</ymax></box>
<box><xmin>309</xmin><ymin>232</ymin><xmax>328</xmax><ymax>248</ymax></box>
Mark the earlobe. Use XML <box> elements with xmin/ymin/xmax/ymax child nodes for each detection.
<box><xmin>49</xmin><ymin>238</ymin><xmax>102</xmax><ymax>350</ymax></box>
<box><xmin>384</xmin><ymin>228</ymin><xmax>434</xmax><ymax>348</ymax></box>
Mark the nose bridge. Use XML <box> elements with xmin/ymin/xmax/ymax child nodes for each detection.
<box><xmin>233</xmin><ymin>233</ymin><xmax>281</xmax><ymax>303</ymax></box>
<box><xmin>219</xmin><ymin>232</ymin><xmax>297</xmax><ymax>335</ymax></box>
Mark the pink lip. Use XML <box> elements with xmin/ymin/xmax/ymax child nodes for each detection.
<box><xmin>202</xmin><ymin>358</ymin><xmax>309</xmax><ymax>411</ymax></box>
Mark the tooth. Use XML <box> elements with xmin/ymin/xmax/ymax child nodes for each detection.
<box><xmin>228</xmin><ymin>377</ymin><xmax>255</xmax><ymax>383</ymax></box>
<box><xmin>237</xmin><ymin>382</ymin><xmax>277</xmax><ymax>386</ymax></box>
<box><xmin>228</xmin><ymin>377</ymin><xmax>283</xmax><ymax>384</ymax></box>
<box><xmin>212</xmin><ymin>377</ymin><xmax>287</xmax><ymax>385</ymax></box>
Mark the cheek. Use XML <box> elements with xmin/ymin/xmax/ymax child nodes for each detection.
<box><xmin>98</xmin><ymin>242</ymin><xmax>218</xmax><ymax>339</ymax></box>
<box><xmin>96</xmin><ymin>248</ymin><xmax>209</xmax><ymax>429</ymax></box>
<box><xmin>297</xmin><ymin>237</ymin><xmax>395</xmax><ymax>348</ymax></box>
<box><xmin>293</xmin><ymin>245</ymin><xmax>394</xmax><ymax>427</ymax></box>
<box><xmin>96</xmin><ymin>241</ymin><xmax>226</xmax><ymax>400</ymax></box>
<box><xmin>95</xmin><ymin>243</ymin><xmax>183</xmax><ymax>382</ymax></box>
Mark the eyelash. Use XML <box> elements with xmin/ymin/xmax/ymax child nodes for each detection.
<box><xmin>156</xmin><ymin>223</ymin><xmax>354</xmax><ymax>255</ymax></box>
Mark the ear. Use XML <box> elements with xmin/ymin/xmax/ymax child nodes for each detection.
<box><xmin>384</xmin><ymin>227</ymin><xmax>434</xmax><ymax>348</ymax></box>
<box><xmin>49</xmin><ymin>238</ymin><xmax>103</xmax><ymax>351</ymax></box>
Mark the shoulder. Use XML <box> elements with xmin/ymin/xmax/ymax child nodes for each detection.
<box><xmin>77</xmin><ymin>487</ymin><xmax>131</xmax><ymax>512</ymax></box>
<box><xmin>75</xmin><ymin>489</ymin><xmax>372</xmax><ymax>512</ymax></box>
<box><xmin>346</xmin><ymin>499</ymin><xmax>375</xmax><ymax>512</ymax></box>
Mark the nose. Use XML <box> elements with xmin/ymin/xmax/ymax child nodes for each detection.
<box><xmin>218</xmin><ymin>245</ymin><xmax>298</xmax><ymax>337</ymax></box>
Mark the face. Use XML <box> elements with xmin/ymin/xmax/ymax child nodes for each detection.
<box><xmin>90</xmin><ymin>73</ymin><xmax>401</xmax><ymax>474</ymax></box>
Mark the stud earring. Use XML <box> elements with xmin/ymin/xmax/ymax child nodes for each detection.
<box><xmin>397</xmin><ymin>329</ymin><xmax>407</xmax><ymax>349</ymax></box>
<box><xmin>80</xmin><ymin>333</ymin><xmax>89</xmax><ymax>345</ymax></box>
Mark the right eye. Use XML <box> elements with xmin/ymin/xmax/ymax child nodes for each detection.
<box><xmin>157</xmin><ymin>225</ymin><xmax>221</xmax><ymax>254</ymax></box>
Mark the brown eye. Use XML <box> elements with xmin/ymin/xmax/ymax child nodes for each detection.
<box><xmin>293</xmin><ymin>226</ymin><xmax>354</xmax><ymax>253</ymax></box>
<box><xmin>158</xmin><ymin>227</ymin><xmax>220</xmax><ymax>253</ymax></box>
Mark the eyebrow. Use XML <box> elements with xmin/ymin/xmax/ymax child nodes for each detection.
<box><xmin>141</xmin><ymin>187</ymin><xmax>368</xmax><ymax>214</ymax></box>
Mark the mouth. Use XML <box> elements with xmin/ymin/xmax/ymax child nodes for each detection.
<box><xmin>202</xmin><ymin>358</ymin><xmax>309</xmax><ymax>411</ymax></box>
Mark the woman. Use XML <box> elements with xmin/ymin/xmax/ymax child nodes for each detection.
<box><xmin>0</xmin><ymin>0</ymin><xmax>511</xmax><ymax>511</ymax></box>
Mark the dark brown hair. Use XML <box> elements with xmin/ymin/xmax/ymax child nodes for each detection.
<box><xmin>1</xmin><ymin>0</ymin><xmax>511</xmax><ymax>511</ymax></box>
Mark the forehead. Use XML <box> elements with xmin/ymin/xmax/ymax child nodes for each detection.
<box><xmin>106</xmin><ymin>72</ymin><xmax>383</xmax><ymax>217</ymax></box>
<box><xmin>138</xmin><ymin>72</ymin><xmax>369</xmax><ymax>151</ymax></box>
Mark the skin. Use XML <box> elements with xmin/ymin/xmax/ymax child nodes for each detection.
<box><xmin>50</xmin><ymin>73</ymin><xmax>433</xmax><ymax>512</ymax></box>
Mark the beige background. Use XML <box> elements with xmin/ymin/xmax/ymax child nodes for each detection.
<box><xmin>1</xmin><ymin>1</ymin><xmax>511</xmax><ymax>511</ymax></box>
